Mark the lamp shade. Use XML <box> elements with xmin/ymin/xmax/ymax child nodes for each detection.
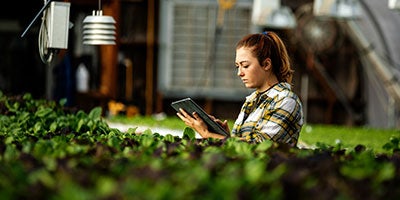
<box><xmin>83</xmin><ymin>10</ymin><xmax>116</xmax><ymax>45</ymax></box>
<box><xmin>266</xmin><ymin>6</ymin><xmax>297</xmax><ymax>29</ymax></box>
<box><xmin>389</xmin><ymin>0</ymin><xmax>400</xmax><ymax>10</ymax></box>
<box><xmin>313</xmin><ymin>0</ymin><xmax>362</xmax><ymax>19</ymax></box>
<box><xmin>251</xmin><ymin>0</ymin><xmax>296</xmax><ymax>29</ymax></box>
<box><xmin>251</xmin><ymin>0</ymin><xmax>280</xmax><ymax>26</ymax></box>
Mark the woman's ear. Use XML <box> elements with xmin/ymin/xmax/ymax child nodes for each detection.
<box><xmin>263</xmin><ymin>58</ymin><xmax>272</xmax><ymax>71</ymax></box>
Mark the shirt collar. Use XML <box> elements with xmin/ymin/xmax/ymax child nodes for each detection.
<box><xmin>247</xmin><ymin>82</ymin><xmax>291</xmax><ymax>100</ymax></box>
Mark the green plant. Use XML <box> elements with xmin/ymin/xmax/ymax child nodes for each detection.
<box><xmin>1</xmin><ymin>92</ymin><xmax>400</xmax><ymax>199</ymax></box>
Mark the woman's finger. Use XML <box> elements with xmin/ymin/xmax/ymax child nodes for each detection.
<box><xmin>179</xmin><ymin>108</ymin><xmax>188</xmax><ymax>116</ymax></box>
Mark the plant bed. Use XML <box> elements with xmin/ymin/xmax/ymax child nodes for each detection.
<box><xmin>1</xmin><ymin>91</ymin><xmax>400</xmax><ymax>199</ymax></box>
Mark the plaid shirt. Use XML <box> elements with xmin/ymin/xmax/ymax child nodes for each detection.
<box><xmin>231</xmin><ymin>82</ymin><xmax>303</xmax><ymax>145</ymax></box>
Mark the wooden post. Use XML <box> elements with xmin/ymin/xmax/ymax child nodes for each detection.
<box><xmin>125</xmin><ymin>58</ymin><xmax>133</xmax><ymax>101</ymax></box>
<box><xmin>145</xmin><ymin>0</ymin><xmax>155</xmax><ymax>115</ymax></box>
<box><xmin>99</xmin><ymin>0</ymin><xmax>120</xmax><ymax>99</ymax></box>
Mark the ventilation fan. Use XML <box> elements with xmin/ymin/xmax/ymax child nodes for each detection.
<box><xmin>294</xmin><ymin>3</ymin><xmax>343</xmax><ymax>53</ymax></box>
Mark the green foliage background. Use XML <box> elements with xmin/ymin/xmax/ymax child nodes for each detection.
<box><xmin>109</xmin><ymin>115</ymin><xmax>399</xmax><ymax>154</ymax></box>
<box><xmin>1</xmin><ymin>91</ymin><xmax>400</xmax><ymax>199</ymax></box>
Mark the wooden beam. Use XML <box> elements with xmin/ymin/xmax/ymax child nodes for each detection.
<box><xmin>98</xmin><ymin>0</ymin><xmax>120</xmax><ymax>99</ymax></box>
<box><xmin>145</xmin><ymin>0</ymin><xmax>155</xmax><ymax>115</ymax></box>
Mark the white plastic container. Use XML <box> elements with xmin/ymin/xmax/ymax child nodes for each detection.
<box><xmin>76</xmin><ymin>63</ymin><xmax>89</xmax><ymax>92</ymax></box>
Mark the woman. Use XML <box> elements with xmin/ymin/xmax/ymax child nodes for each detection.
<box><xmin>177</xmin><ymin>31</ymin><xmax>303</xmax><ymax>146</ymax></box>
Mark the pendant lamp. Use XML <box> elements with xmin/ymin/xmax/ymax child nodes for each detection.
<box><xmin>251</xmin><ymin>0</ymin><xmax>297</xmax><ymax>29</ymax></box>
<box><xmin>313</xmin><ymin>0</ymin><xmax>362</xmax><ymax>19</ymax></box>
<box><xmin>82</xmin><ymin>0</ymin><xmax>116</xmax><ymax>45</ymax></box>
<box><xmin>389</xmin><ymin>0</ymin><xmax>400</xmax><ymax>10</ymax></box>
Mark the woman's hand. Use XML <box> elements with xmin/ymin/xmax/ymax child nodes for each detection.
<box><xmin>176</xmin><ymin>109</ymin><xmax>227</xmax><ymax>139</ymax></box>
<box><xmin>176</xmin><ymin>108</ymin><xmax>210</xmax><ymax>138</ymax></box>
<box><xmin>209</xmin><ymin>115</ymin><xmax>230</xmax><ymax>133</ymax></box>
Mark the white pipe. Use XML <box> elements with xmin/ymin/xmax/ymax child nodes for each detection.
<box><xmin>343</xmin><ymin>20</ymin><xmax>400</xmax><ymax>106</ymax></box>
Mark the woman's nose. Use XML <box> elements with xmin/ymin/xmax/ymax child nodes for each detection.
<box><xmin>237</xmin><ymin>67</ymin><xmax>243</xmax><ymax>76</ymax></box>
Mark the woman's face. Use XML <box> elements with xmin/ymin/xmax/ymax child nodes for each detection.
<box><xmin>235</xmin><ymin>47</ymin><xmax>269</xmax><ymax>91</ymax></box>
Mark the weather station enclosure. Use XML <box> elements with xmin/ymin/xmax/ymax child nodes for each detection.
<box><xmin>158</xmin><ymin>0</ymin><xmax>255</xmax><ymax>100</ymax></box>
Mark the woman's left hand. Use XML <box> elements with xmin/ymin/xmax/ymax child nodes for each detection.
<box><xmin>176</xmin><ymin>108</ymin><xmax>210</xmax><ymax>138</ymax></box>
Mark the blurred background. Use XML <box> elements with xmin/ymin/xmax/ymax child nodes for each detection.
<box><xmin>0</xmin><ymin>0</ymin><xmax>399</xmax><ymax>129</ymax></box>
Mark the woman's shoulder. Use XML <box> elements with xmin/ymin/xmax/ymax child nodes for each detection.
<box><xmin>269</xmin><ymin>83</ymin><xmax>303</xmax><ymax>113</ymax></box>
<box><xmin>268</xmin><ymin>82</ymin><xmax>299</xmax><ymax>100</ymax></box>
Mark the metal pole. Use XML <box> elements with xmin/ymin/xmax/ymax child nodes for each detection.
<box><xmin>46</xmin><ymin>62</ymin><xmax>53</xmax><ymax>100</ymax></box>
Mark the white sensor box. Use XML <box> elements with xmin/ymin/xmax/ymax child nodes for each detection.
<box><xmin>46</xmin><ymin>1</ymin><xmax>70</xmax><ymax>49</ymax></box>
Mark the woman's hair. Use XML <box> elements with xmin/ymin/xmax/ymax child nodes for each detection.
<box><xmin>236</xmin><ymin>31</ymin><xmax>294</xmax><ymax>83</ymax></box>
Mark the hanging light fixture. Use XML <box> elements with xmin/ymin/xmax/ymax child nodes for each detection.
<box><xmin>389</xmin><ymin>0</ymin><xmax>400</xmax><ymax>10</ymax></box>
<box><xmin>313</xmin><ymin>0</ymin><xmax>362</xmax><ymax>19</ymax></box>
<box><xmin>251</xmin><ymin>0</ymin><xmax>297</xmax><ymax>29</ymax></box>
<box><xmin>82</xmin><ymin>0</ymin><xmax>116</xmax><ymax>45</ymax></box>
<box><xmin>265</xmin><ymin>6</ymin><xmax>297</xmax><ymax>29</ymax></box>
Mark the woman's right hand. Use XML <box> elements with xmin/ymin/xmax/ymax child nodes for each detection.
<box><xmin>177</xmin><ymin>109</ymin><xmax>227</xmax><ymax>139</ymax></box>
<box><xmin>209</xmin><ymin>115</ymin><xmax>230</xmax><ymax>133</ymax></box>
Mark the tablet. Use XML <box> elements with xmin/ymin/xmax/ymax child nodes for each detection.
<box><xmin>171</xmin><ymin>98</ymin><xmax>229</xmax><ymax>136</ymax></box>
